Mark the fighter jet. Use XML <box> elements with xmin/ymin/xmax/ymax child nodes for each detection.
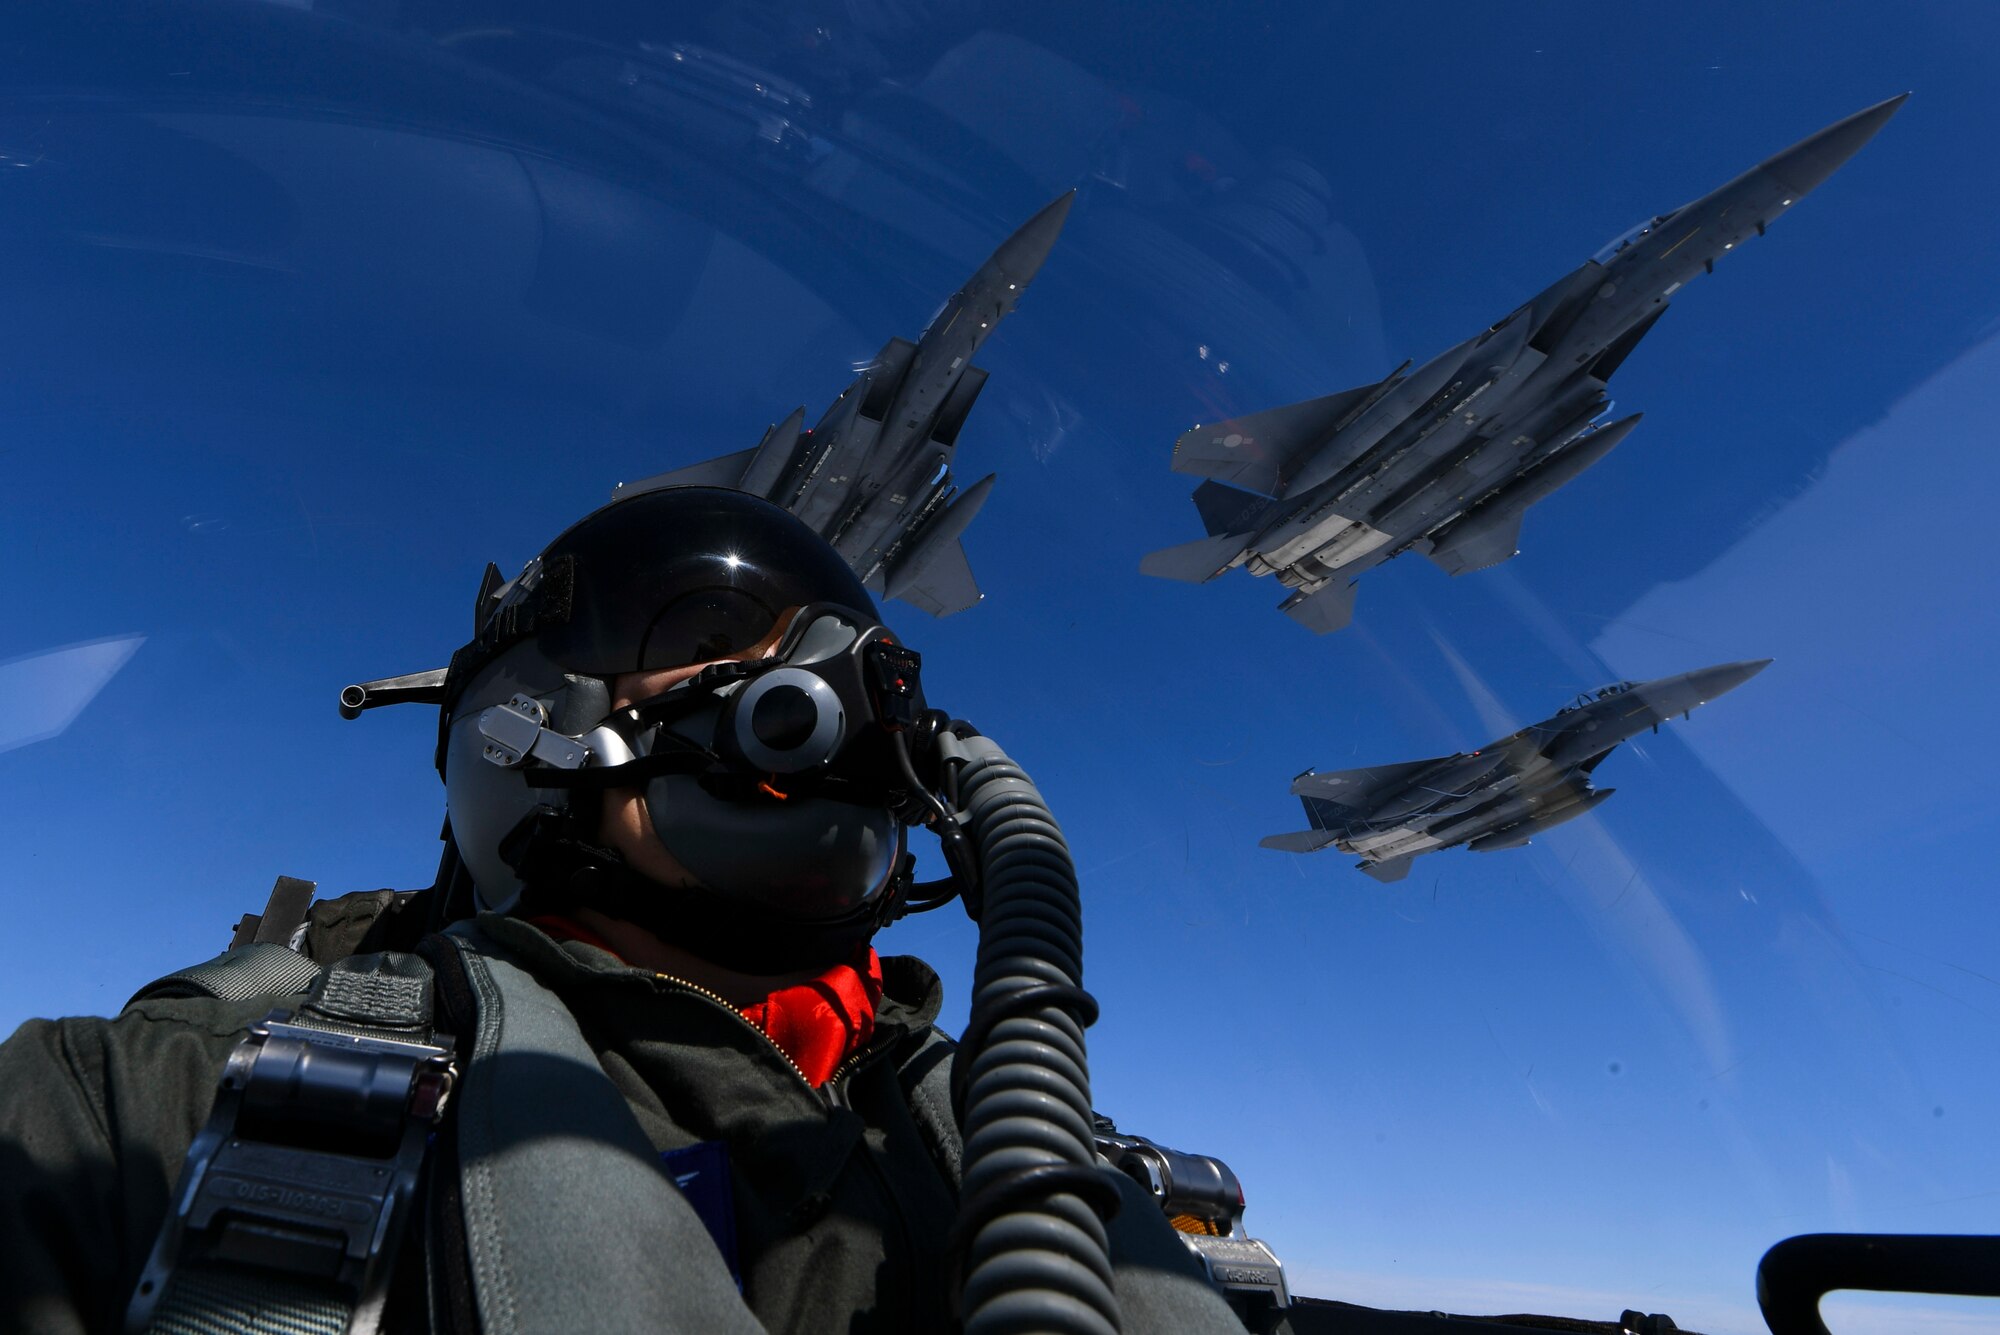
<box><xmin>618</xmin><ymin>192</ymin><xmax>1074</xmax><ymax>616</ymax></box>
<box><xmin>1143</xmin><ymin>95</ymin><xmax>1906</xmax><ymax>633</ymax></box>
<box><xmin>1261</xmin><ymin>659</ymin><xmax>1770</xmax><ymax>882</ymax></box>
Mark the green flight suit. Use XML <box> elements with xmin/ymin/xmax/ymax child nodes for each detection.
<box><xmin>0</xmin><ymin>913</ymin><xmax>1245</xmax><ymax>1334</ymax></box>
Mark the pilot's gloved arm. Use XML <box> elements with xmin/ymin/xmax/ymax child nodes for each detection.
<box><xmin>0</xmin><ymin>999</ymin><xmax>254</xmax><ymax>1335</ymax></box>
<box><xmin>0</xmin><ymin>1016</ymin><xmax>119</xmax><ymax>1335</ymax></box>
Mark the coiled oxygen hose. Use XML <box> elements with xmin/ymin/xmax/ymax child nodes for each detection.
<box><xmin>941</xmin><ymin>734</ymin><xmax>1124</xmax><ymax>1335</ymax></box>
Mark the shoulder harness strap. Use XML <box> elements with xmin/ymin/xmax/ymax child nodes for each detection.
<box><xmin>125</xmin><ymin>952</ymin><xmax>458</xmax><ymax>1335</ymax></box>
<box><xmin>125</xmin><ymin>943</ymin><xmax>325</xmax><ymax>1011</ymax></box>
<box><xmin>126</xmin><ymin>876</ymin><xmax>328</xmax><ymax>1011</ymax></box>
<box><xmin>436</xmin><ymin>926</ymin><xmax>763</xmax><ymax>1335</ymax></box>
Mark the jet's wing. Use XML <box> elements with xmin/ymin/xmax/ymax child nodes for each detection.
<box><xmin>612</xmin><ymin>447</ymin><xmax>758</xmax><ymax>500</ymax></box>
<box><xmin>1293</xmin><ymin>757</ymin><xmax>1452</xmax><ymax>810</ymax></box>
<box><xmin>1169</xmin><ymin>384</ymin><xmax>1379</xmax><ymax>497</ymax></box>
<box><xmin>1587</xmin><ymin>306</ymin><xmax>1666</xmax><ymax>383</ymax></box>
<box><xmin>1423</xmin><ymin>508</ymin><xmax>1525</xmax><ymax>576</ymax></box>
<box><xmin>1360</xmin><ymin>855</ymin><xmax>1415</xmax><ymax>883</ymax></box>
<box><xmin>891</xmin><ymin>538</ymin><xmax>982</xmax><ymax>618</ymax></box>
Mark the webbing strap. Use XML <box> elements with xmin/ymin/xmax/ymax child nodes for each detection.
<box><xmin>125</xmin><ymin>944</ymin><xmax>325</xmax><ymax>1012</ymax></box>
<box><xmin>144</xmin><ymin>1265</ymin><xmax>347</xmax><ymax>1335</ymax></box>
<box><xmin>442</xmin><ymin>929</ymin><xmax>763</xmax><ymax>1335</ymax></box>
<box><xmin>128</xmin><ymin>952</ymin><xmax>454</xmax><ymax>1335</ymax></box>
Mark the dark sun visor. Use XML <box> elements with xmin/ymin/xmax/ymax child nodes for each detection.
<box><xmin>531</xmin><ymin>487</ymin><xmax>880</xmax><ymax>674</ymax></box>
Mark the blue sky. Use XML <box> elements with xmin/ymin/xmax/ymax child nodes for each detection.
<box><xmin>4</xmin><ymin>3</ymin><xmax>1997</xmax><ymax>1331</ymax></box>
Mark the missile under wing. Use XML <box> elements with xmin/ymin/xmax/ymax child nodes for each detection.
<box><xmin>1260</xmin><ymin>660</ymin><xmax>1771</xmax><ymax>879</ymax></box>
<box><xmin>617</xmin><ymin>192</ymin><xmax>1074</xmax><ymax>617</ymax></box>
<box><xmin>1143</xmin><ymin>95</ymin><xmax>1906</xmax><ymax>633</ymax></box>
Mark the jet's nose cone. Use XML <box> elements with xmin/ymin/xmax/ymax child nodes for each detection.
<box><xmin>1688</xmin><ymin>657</ymin><xmax>1774</xmax><ymax>702</ymax></box>
<box><xmin>1765</xmin><ymin>94</ymin><xmax>1909</xmax><ymax>197</ymax></box>
<box><xmin>990</xmin><ymin>190</ymin><xmax>1076</xmax><ymax>282</ymax></box>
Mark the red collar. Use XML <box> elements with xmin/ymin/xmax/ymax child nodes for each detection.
<box><xmin>738</xmin><ymin>949</ymin><xmax>883</xmax><ymax>1088</ymax></box>
<box><xmin>528</xmin><ymin>915</ymin><xmax>883</xmax><ymax>1088</ymax></box>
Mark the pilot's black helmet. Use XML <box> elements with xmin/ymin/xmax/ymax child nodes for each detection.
<box><xmin>439</xmin><ymin>487</ymin><xmax>901</xmax><ymax>969</ymax></box>
<box><xmin>518</xmin><ymin>486</ymin><xmax>880</xmax><ymax>677</ymax></box>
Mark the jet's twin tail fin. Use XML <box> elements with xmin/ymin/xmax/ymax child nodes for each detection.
<box><xmin>882</xmin><ymin>538</ymin><xmax>981</xmax><ymax>618</ymax></box>
<box><xmin>1360</xmin><ymin>856</ymin><xmax>1415</xmax><ymax>884</ymax></box>
<box><xmin>1422</xmin><ymin>508</ymin><xmax>1526</xmax><ymax>577</ymax></box>
<box><xmin>1279</xmin><ymin>579</ymin><xmax>1359</xmax><ymax>634</ymax></box>
<box><xmin>1191</xmin><ymin>479</ymin><xmax>1269</xmax><ymax>538</ymax></box>
<box><xmin>740</xmin><ymin>406</ymin><xmax>810</xmax><ymax>501</ymax></box>
<box><xmin>1169</xmin><ymin>383</ymin><xmax>1380</xmax><ymax>497</ymax></box>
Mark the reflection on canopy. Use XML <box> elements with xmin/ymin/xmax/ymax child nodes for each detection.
<box><xmin>0</xmin><ymin>636</ymin><xmax>146</xmax><ymax>755</ymax></box>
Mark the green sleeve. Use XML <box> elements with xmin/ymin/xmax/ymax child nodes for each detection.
<box><xmin>0</xmin><ymin>999</ymin><xmax>265</xmax><ymax>1335</ymax></box>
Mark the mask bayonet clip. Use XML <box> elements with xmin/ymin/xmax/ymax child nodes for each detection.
<box><xmin>477</xmin><ymin>695</ymin><xmax>591</xmax><ymax>770</ymax></box>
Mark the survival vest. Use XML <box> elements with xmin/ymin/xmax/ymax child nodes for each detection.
<box><xmin>120</xmin><ymin>878</ymin><xmax>968</xmax><ymax>1335</ymax></box>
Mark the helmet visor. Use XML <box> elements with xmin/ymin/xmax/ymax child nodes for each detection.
<box><xmin>641</xmin><ymin>588</ymin><xmax>789</xmax><ymax>669</ymax></box>
<box><xmin>528</xmin><ymin>487</ymin><xmax>882</xmax><ymax>676</ymax></box>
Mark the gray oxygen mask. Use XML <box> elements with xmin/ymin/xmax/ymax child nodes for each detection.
<box><xmin>581</xmin><ymin>603</ymin><xmax>926</xmax><ymax>922</ymax></box>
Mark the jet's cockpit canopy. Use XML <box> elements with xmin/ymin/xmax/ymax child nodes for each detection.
<box><xmin>1558</xmin><ymin>680</ymin><xmax>1640</xmax><ymax>714</ymax></box>
<box><xmin>1590</xmin><ymin>215</ymin><xmax>1674</xmax><ymax>264</ymax></box>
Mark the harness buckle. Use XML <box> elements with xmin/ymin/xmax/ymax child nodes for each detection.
<box><xmin>126</xmin><ymin>1018</ymin><xmax>458</xmax><ymax>1334</ymax></box>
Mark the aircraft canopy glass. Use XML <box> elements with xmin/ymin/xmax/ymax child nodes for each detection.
<box><xmin>5</xmin><ymin>6</ymin><xmax>1995</xmax><ymax>1334</ymax></box>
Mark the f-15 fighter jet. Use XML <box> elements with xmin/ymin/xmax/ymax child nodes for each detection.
<box><xmin>1143</xmin><ymin>95</ymin><xmax>1905</xmax><ymax>633</ymax></box>
<box><xmin>620</xmin><ymin>192</ymin><xmax>1073</xmax><ymax>617</ymax></box>
<box><xmin>1261</xmin><ymin>659</ymin><xmax>1770</xmax><ymax>882</ymax></box>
